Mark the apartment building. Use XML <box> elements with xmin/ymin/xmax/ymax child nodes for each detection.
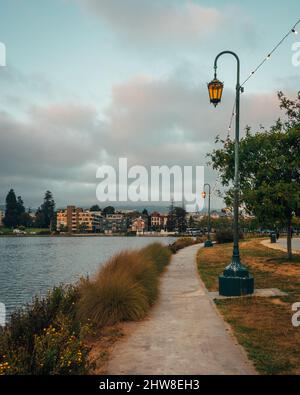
<box><xmin>103</xmin><ymin>213</ymin><xmax>128</xmax><ymax>234</ymax></box>
<box><xmin>150</xmin><ymin>212</ymin><xmax>168</xmax><ymax>230</ymax></box>
<box><xmin>56</xmin><ymin>206</ymin><xmax>103</xmax><ymax>233</ymax></box>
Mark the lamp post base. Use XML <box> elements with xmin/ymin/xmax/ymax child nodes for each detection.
<box><xmin>219</xmin><ymin>274</ymin><xmax>254</xmax><ymax>297</ymax></box>
<box><xmin>204</xmin><ymin>240</ymin><xmax>214</xmax><ymax>248</ymax></box>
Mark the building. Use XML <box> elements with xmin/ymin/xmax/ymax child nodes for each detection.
<box><xmin>0</xmin><ymin>210</ymin><xmax>4</xmax><ymax>227</ymax></box>
<box><xmin>103</xmin><ymin>213</ymin><xmax>128</xmax><ymax>234</ymax></box>
<box><xmin>150</xmin><ymin>212</ymin><xmax>168</xmax><ymax>230</ymax></box>
<box><xmin>131</xmin><ymin>216</ymin><xmax>146</xmax><ymax>235</ymax></box>
<box><xmin>56</xmin><ymin>206</ymin><xmax>103</xmax><ymax>233</ymax></box>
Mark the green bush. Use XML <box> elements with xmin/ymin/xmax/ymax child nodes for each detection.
<box><xmin>0</xmin><ymin>285</ymin><xmax>90</xmax><ymax>375</ymax></box>
<box><xmin>216</xmin><ymin>229</ymin><xmax>244</xmax><ymax>244</ymax></box>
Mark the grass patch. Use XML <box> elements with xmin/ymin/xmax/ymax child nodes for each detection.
<box><xmin>197</xmin><ymin>239</ymin><xmax>300</xmax><ymax>375</ymax></box>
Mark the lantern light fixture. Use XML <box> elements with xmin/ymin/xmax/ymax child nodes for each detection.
<box><xmin>207</xmin><ymin>78</ymin><xmax>224</xmax><ymax>107</ymax></box>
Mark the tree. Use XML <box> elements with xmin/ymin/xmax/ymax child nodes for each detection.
<box><xmin>16</xmin><ymin>196</ymin><xmax>25</xmax><ymax>221</ymax></box>
<box><xmin>142</xmin><ymin>209</ymin><xmax>149</xmax><ymax>217</ymax></box>
<box><xmin>4</xmin><ymin>189</ymin><xmax>18</xmax><ymax>228</ymax></box>
<box><xmin>35</xmin><ymin>191</ymin><xmax>56</xmax><ymax>229</ymax></box>
<box><xmin>90</xmin><ymin>205</ymin><xmax>101</xmax><ymax>212</ymax></box>
<box><xmin>188</xmin><ymin>215</ymin><xmax>195</xmax><ymax>228</ymax></box>
<box><xmin>174</xmin><ymin>207</ymin><xmax>187</xmax><ymax>233</ymax></box>
<box><xmin>209</xmin><ymin>92</ymin><xmax>300</xmax><ymax>260</ymax></box>
<box><xmin>167</xmin><ymin>200</ymin><xmax>175</xmax><ymax>231</ymax></box>
<box><xmin>19</xmin><ymin>211</ymin><xmax>33</xmax><ymax>227</ymax></box>
<box><xmin>103</xmin><ymin>206</ymin><xmax>115</xmax><ymax>216</ymax></box>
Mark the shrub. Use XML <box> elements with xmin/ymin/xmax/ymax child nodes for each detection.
<box><xmin>33</xmin><ymin>315</ymin><xmax>90</xmax><ymax>375</ymax></box>
<box><xmin>0</xmin><ymin>285</ymin><xmax>88</xmax><ymax>375</ymax></box>
<box><xmin>169</xmin><ymin>237</ymin><xmax>196</xmax><ymax>254</ymax></box>
<box><xmin>216</xmin><ymin>229</ymin><xmax>244</xmax><ymax>244</ymax></box>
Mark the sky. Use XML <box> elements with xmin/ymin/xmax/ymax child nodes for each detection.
<box><xmin>0</xmin><ymin>0</ymin><xmax>299</xmax><ymax>210</ymax></box>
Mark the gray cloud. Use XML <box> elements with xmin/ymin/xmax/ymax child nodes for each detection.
<box><xmin>0</xmin><ymin>71</ymin><xmax>284</xmax><ymax>209</ymax></box>
<box><xmin>75</xmin><ymin>0</ymin><xmax>256</xmax><ymax>50</ymax></box>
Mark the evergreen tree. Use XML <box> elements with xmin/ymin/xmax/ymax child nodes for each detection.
<box><xmin>174</xmin><ymin>207</ymin><xmax>187</xmax><ymax>233</ymax></box>
<box><xmin>167</xmin><ymin>200</ymin><xmax>175</xmax><ymax>231</ymax></box>
<box><xmin>19</xmin><ymin>211</ymin><xmax>33</xmax><ymax>227</ymax></box>
<box><xmin>35</xmin><ymin>191</ymin><xmax>55</xmax><ymax>229</ymax></box>
<box><xmin>16</xmin><ymin>196</ymin><xmax>25</xmax><ymax>222</ymax></box>
<box><xmin>4</xmin><ymin>189</ymin><xmax>18</xmax><ymax>228</ymax></box>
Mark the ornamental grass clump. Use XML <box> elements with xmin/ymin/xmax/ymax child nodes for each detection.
<box><xmin>169</xmin><ymin>237</ymin><xmax>196</xmax><ymax>254</ymax></box>
<box><xmin>140</xmin><ymin>243</ymin><xmax>172</xmax><ymax>273</ymax></box>
<box><xmin>77</xmin><ymin>244</ymin><xmax>172</xmax><ymax>328</ymax></box>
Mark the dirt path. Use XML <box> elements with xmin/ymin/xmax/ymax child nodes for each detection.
<box><xmin>107</xmin><ymin>244</ymin><xmax>256</xmax><ymax>375</ymax></box>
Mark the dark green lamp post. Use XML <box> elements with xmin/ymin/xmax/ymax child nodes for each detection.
<box><xmin>208</xmin><ymin>51</ymin><xmax>254</xmax><ymax>297</ymax></box>
<box><xmin>202</xmin><ymin>184</ymin><xmax>213</xmax><ymax>248</ymax></box>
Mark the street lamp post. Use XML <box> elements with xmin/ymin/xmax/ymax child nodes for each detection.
<box><xmin>202</xmin><ymin>184</ymin><xmax>213</xmax><ymax>248</ymax></box>
<box><xmin>208</xmin><ymin>51</ymin><xmax>254</xmax><ymax>297</ymax></box>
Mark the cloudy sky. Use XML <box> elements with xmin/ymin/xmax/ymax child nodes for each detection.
<box><xmin>0</xmin><ymin>0</ymin><xmax>299</xmax><ymax>210</ymax></box>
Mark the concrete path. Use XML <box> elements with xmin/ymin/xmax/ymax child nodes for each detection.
<box><xmin>107</xmin><ymin>244</ymin><xmax>256</xmax><ymax>375</ymax></box>
<box><xmin>262</xmin><ymin>238</ymin><xmax>300</xmax><ymax>254</ymax></box>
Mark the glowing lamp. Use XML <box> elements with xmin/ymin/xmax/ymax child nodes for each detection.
<box><xmin>208</xmin><ymin>78</ymin><xmax>224</xmax><ymax>107</ymax></box>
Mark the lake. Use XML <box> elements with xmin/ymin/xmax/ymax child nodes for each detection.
<box><xmin>0</xmin><ymin>236</ymin><xmax>175</xmax><ymax>318</ymax></box>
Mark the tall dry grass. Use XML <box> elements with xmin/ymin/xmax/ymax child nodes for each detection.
<box><xmin>140</xmin><ymin>242</ymin><xmax>172</xmax><ymax>273</ymax></box>
<box><xmin>169</xmin><ymin>237</ymin><xmax>197</xmax><ymax>253</ymax></box>
<box><xmin>77</xmin><ymin>244</ymin><xmax>172</xmax><ymax>328</ymax></box>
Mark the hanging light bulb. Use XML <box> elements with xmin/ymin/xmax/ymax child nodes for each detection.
<box><xmin>292</xmin><ymin>28</ymin><xmax>298</xmax><ymax>35</ymax></box>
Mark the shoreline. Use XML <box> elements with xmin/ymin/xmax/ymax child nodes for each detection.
<box><xmin>0</xmin><ymin>233</ymin><xmax>178</xmax><ymax>238</ymax></box>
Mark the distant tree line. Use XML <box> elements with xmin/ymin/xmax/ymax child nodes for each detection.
<box><xmin>3</xmin><ymin>189</ymin><xmax>56</xmax><ymax>230</ymax></box>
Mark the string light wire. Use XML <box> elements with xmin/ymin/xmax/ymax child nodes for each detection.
<box><xmin>225</xmin><ymin>18</ymin><xmax>300</xmax><ymax>138</ymax></box>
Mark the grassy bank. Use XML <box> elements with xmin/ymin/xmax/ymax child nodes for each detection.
<box><xmin>0</xmin><ymin>242</ymin><xmax>173</xmax><ymax>375</ymax></box>
<box><xmin>197</xmin><ymin>239</ymin><xmax>300</xmax><ymax>375</ymax></box>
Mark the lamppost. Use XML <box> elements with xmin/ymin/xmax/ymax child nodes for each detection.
<box><xmin>202</xmin><ymin>184</ymin><xmax>213</xmax><ymax>248</ymax></box>
<box><xmin>207</xmin><ymin>51</ymin><xmax>254</xmax><ymax>297</ymax></box>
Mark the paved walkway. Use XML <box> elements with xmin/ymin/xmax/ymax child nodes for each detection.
<box><xmin>262</xmin><ymin>238</ymin><xmax>300</xmax><ymax>254</ymax></box>
<box><xmin>107</xmin><ymin>244</ymin><xmax>256</xmax><ymax>375</ymax></box>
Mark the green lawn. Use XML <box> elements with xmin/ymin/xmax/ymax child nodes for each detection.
<box><xmin>197</xmin><ymin>239</ymin><xmax>300</xmax><ymax>375</ymax></box>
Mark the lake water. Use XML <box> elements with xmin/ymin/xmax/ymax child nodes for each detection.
<box><xmin>0</xmin><ymin>236</ymin><xmax>175</xmax><ymax>318</ymax></box>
